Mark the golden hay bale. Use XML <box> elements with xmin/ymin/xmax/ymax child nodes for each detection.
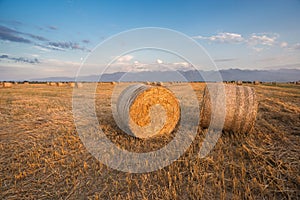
<box><xmin>3</xmin><ymin>82</ymin><xmax>13</xmax><ymax>88</ymax></box>
<box><xmin>254</xmin><ymin>80</ymin><xmax>260</xmax><ymax>85</ymax></box>
<box><xmin>236</xmin><ymin>80</ymin><xmax>242</xmax><ymax>85</ymax></box>
<box><xmin>56</xmin><ymin>82</ymin><xmax>64</xmax><ymax>87</ymax></box>
<box><xmin>117</xmin><ymin>84</ymin><xmax>180</xmax><ymax>138</ymax></box>
<box><xmin>111</xmin><ymin>81</ymin><xmax>116</xmax><ymax>85</ymax></box>
<box><xmin>200</xmin><ymin>84</ymin><xmax>258</xmax><ymax>134</ymax></box>
<box><xmin>75</xmin><ymin>82</ymin><xmax>83</xmax><ymax>88</ymax></box>
<box><xmin>23</xmin><ymin>82</ymin><xmax>29</xmax><ymax>85</ymax></box>
<box><xmin>296</xmin><ymin>81</ymin><xmax>300</xmax><ymax>85</ymax></box>
<box><xmin>49</xmin><ymin>82</ymin><xmax>56</xmax><ymax>86</ymax></box>
<box><xmin>68</xmin><ymin>82</ymin><xmax>75</xmax><ymax>87</ymax></box>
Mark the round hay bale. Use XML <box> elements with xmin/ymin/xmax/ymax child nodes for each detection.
<box><xmin>56</xmin><ymin>82</ymin><xmax>64</xmax><ymax>87</ymax></box>
<box><xmin>75</xmin><ymin>82</ymin><xmax>83</xmax><ymax>88</ymax></box>
<box><xmin>236</xmin><ymin>80</ymin><xmax>242</xmax><ymax>85</ymax></box>
<box><xmin>3</xmin><ymin>82</ymin><xmax>13</xmax><ymax>88</ymax></box>
<box><xmin>68</xmin><ymin>82</ymin><xmax>75</xmax><ymax>87</ymax></box>
<box><xmin>156</xmin><ymin>82</ymin><xmax>163</xmax><ymax>86</ymax></box>
<box><xmin>200</xmin><ymin>84</ymin><xmax>258</xmax><ymax>134</ymax></box>
<box><xmin>116</xmin><ymin>84</ymin><xmax>180</xmax><ymax>138</ymax></box>
<box><xmin>111</xmin><ymin>81</ymin><xmax>116</xmax><ymax>85</ymax></box>
<box><xmin>49</xmin><ymin>82</ymin><xmax>56</xmax><ymax>86</ymax></box>
<box><xmin>296</xmin><ymin>81</ymin><xmax>300</xmax><ymax>85</ymax></box>
<box><xmin>254</xmin><ymin>80</ymin><xmax>260</xmax><ymax>85</ymax></box>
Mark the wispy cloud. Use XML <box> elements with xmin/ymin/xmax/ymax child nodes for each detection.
<box><xmin>193</xmin><ymin>32</ymin><xmax>244</xmax><ymax>43</ymax></box>
<box><xmin>48</xmin><ymin>41</ymin><xmax>90</xmax><ymax>51</ymax></box>
<box><xmin>48</xmin><ymin>25</ymin><xmax>58</xmax><ymax>30</ymax></box>
<box><xmin>116</xmin><ymin>55</ymin><xmax>133</xmax><ymax>63</ymax></box>
<box><xmin>0</xmin><ymin>25</ymin><xmax>48</xmax><ymax>43</ymax></box>
<box><xmin>82</xmin><ymin>39</ymin><xmax>90</xmax><ymax>44</ymax></box>
<box><xmin>193</xmin><ymin>32</ymin><xmax>297</xmax><ymax>52</ymax></box>
<box><xmin>0</xmin><ymin>54</ymin><xmax>40</xmax><ymax>64</ymax></box>
<box><xmin>0</xmin><ymin>19</ymin><xmax>23</xmax><ymax>26</ymax></box>
<box><xmin>292</xmin><ymin>43</ymin><xmax>300</xmax><ymax>50</ymax></box>
<box><xmin>0</xmin><ymin>25</ymin><xmax>31</xmax><ymax>43</ymax></box>
<box><xmin>247</xmin><ymin>33</ymin><xmax>278</xmax><ymax>46</ymax></box>
<box><xmin>214</xmin><ymin>58</ymin><xmax>237</xmax><ymax>62</ymax></box>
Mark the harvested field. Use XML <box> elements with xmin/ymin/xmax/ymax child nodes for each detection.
<box><xmin>0</xmin><ymin>83</ymin><xmax>299</xmax><ymax>199</ymax></box>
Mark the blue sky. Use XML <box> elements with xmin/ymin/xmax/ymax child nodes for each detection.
<box><xmin>0</xmin><ymin>0</ymin><xmax>300</xmax><ymax>80</ymax></box>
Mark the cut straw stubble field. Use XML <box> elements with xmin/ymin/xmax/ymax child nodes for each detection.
<box><xmin>0</xmin><ymin>83</ymin><xmax>299</xmax><ymax>199</ymax></box>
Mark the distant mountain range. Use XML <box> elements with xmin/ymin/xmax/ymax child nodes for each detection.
<box><xmin>31</xmin><ymin>68</ymin><xmax>300</xmax><ymax>82</ymax></box>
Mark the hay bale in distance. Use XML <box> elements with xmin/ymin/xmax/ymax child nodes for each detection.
<box><xmin>75</xmin><ymin>82</ymin><xmax>83</xmax><ymax>88</ymax></box>
<box><xmin>156</xmin><ymin>82</ymin><xmax>163</xmax><ymax>86</ymax></box>
<box><xmin>254</xmin><ymin>80</ymin><xmax>260</xmax><ymax>85</ymax></box>
<box><xmin>56</xmin><ymin>82</ymin><xmax>64</xmax><ymax>87</ymax></box>
<box><xmin>117</xmin><ymin>84</ymin><xmax>180</xmax><ymax>138</ymax></box>
<box><xmin>200</xmin><ymin>84</ymin><xmax>258</xmax><ymax>134</ymax></box>
<box><xmin>49</xmin><ymin>82</ymin><xmax>56</xmax><ymax>86</ymax></box>
<box><xmin>3</xmin><ymin>82</ymin><xmax>13</xmax><ymax>88</ymax></box>
<box><xmin>236</xmin><ymin>80</ymin><xmax>242</xmax><ymax>85</ymax></box>
<box><xmin>68</xmin><ymin>82</ymin><xmax>76</xmax><ymax>87</ymax></box>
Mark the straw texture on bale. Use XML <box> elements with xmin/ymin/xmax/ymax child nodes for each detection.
<box><xmin>117</xmin><ymin>84</ymin><xmax>180</xmax><ymax>138</ymax></box>
<box><xmin>68</xmin><ymin>82</ymin><xmax>75</xmax><ymax>87</ymax></box>
<box><xmin>254</xmin><ymin>81</ymin><xmax>260</xmax><ymax>85</ymax></box>
<box><xmin>49</xmin><ymin>82</ymin><xmax>56</xmax><ymax>86</ymax></box>
<box><xmin>75</xmin><ymin>82</ymin><xmax>83</xmax><ymax>88</ymax></box>
<box><xmin>200</xmin><ymin>84</ymin><xmax>258</xmax><ymax>134</ymax></box>
<box><xmin>3</xmin><ymin>82</ymin><xmax>13</xmax><ymax>88</ymax></box>
<box><xmin>56</xmin><ymin>82</ymin><xmax>64</xmax><ymax>87</ymax></box>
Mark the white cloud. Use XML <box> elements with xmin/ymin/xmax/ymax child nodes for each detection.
<box><xmin>117</xmin><ymin>55</ymin><xmax>133</xmax><ymax>62</ymax></box>
<box><xmin>247</xmin><ymin>33</ymin><xmax>279</xmax><ymax>46</ymax></box>
<box><xmin>33</xmin><ymin>45</ymin><xmax>50</xmax><ymax>52</ymax></box>
<box><xmin>156</xmin><ymin>59</ymin><xmax>163</xmax><ymax>64</ymax></box>
<box><xmin>193</xmin><ymin>32</ymin><xmax>244</xmax><ymax>43</ymax></box>
<box><xmin>193</xmin><ymin>32</ymin><xmax>288</xmax><ymax>51</ymax></box>
<box><xmin>280</xmin><ymin>42</ymin><xmax>288</xmax><ymax>48</ymax></box>
<box><xmin>252</xmin><ymin>47</ymin><xmax>264</xmax><ymax>52</ymax></box>
<box><xmin>292</xmin><ymin>43</ymin><xmax>300</xmax><ymax>50</ymax></box>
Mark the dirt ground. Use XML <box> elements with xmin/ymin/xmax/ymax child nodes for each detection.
<box><xmin>0</xmin><ymin>83</ymin><xmax>299</xmax><ymax>199</ymax></box>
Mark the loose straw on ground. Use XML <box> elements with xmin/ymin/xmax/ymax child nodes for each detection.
<box><xmin>117</xmin><ymin>84</ymin><xmax>180</xmax><ymax>138</ymax></box>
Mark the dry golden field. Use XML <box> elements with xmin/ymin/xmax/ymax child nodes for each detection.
<box><xmin>0</xmin><ymin>83</ymin><xmax>299</xmax><ymax>199</ymax></box>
